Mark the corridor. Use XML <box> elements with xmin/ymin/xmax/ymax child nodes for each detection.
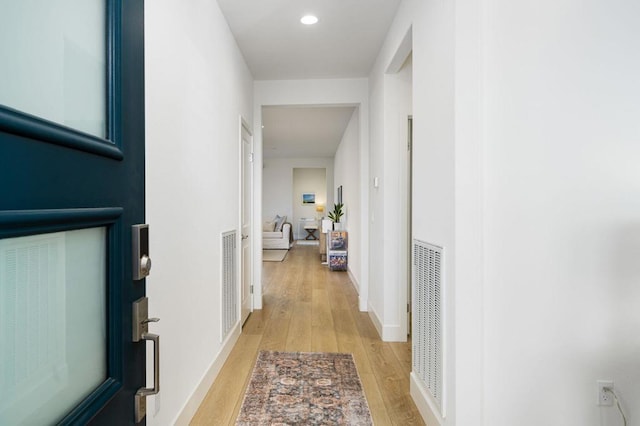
<box><xmin>191</xmin><ymin>245</ymin><xmax>424</xmax><ymax>425</ymax></box>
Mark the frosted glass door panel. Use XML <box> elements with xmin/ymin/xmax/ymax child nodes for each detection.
<box><xmin>0</xmin><ymin>228</ymin><xmax>107</xmax><ymax>425</ymax></box>
<box><xmin>0</xmin><ymin>1</ymin><xmax>106</xmax><ymax>137</ymax></box>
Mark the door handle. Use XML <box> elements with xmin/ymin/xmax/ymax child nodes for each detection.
<box><xmin>135</xmin><ymin>332</ymin><xmax>160</xmax><ymax>423</ymax></box>
<box><xmin>242</xmin><ymin>234</ymin><xmax>249</xmax><ymax>240</ymax></box>
<box><xmin>132</xmin><ymin>297</ymin><xmax>160</xmax><ymax>423</ymax></box>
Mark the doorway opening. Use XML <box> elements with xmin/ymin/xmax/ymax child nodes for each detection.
<box><xmin>293</xmin><ymin>167</ymin><xmax>327</xmax><ymax>245</ymax></box>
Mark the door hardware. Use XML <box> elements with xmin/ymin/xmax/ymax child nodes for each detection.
<box><xmin>132</xmin><ymin>297</ymin><xmax>160</xmax><ymax>423</ymax></box>
<box><xmin>132</xmin><ymin>224</ymin><xmax>152</xmax><ymax>280</ymax></box>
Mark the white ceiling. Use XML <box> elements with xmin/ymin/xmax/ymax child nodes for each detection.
<box><xmin>216</xmin><ymin>1</ymin><xmax>398</xmax><ymax>158</ymax></box>
<box><xmin>262</xmin><ymin>106</ymin><xmax>356</xmax><ymax>158</ymax></box>
<box><xmin>216</xmin><ymin>0</ymin><xmax>402</xmax><ymax>80</ymax></box>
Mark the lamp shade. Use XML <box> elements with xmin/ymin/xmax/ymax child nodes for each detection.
<box><xmin>316</xmin><ymin>204</ymin><xmax>325</xmax><ymax>213</ymax></box>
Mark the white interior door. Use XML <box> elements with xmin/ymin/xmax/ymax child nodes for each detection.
<box><xmin>240</xmin><ymin>120</ymin><xmax>253</xmax><ymax>324</ymax></box>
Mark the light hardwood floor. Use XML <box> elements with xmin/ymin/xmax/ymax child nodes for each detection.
<box><xmin>191</xmin><ymin>244</ymin><xmax>424</xmax><ymax>425</ymax></box>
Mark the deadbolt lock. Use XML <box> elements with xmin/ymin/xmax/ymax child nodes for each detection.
<box><xmin>132</xmin><ymin>224</ymin><xmax>151</xmax><ymax>280</ymax></box>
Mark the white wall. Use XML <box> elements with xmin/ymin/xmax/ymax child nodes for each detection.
<box><xmin>368</xmin><ymin>18</ymin><xmax>414</xmax><ymax>344</ymax></box>
<box><xmin>293</xmin><ymin>168</ymin><xmax>328</xmax><ymax>240</ymax></box>
<box><xmin>482</xmin><ymin>0</ymin><xmax>640</xmax><ymax>424</ymax></box>
<box><xmin>368</xmin><ymin>54</ymin><xmax>387</xmax><ymax>339</ymax></box>
<box><xmin>375</xmin><ymin>0</ymin><xmax>640</xmax><ymax>425</ymax></box>
<box><xmin>262</xmin><ymin>158</ymin><xmax>334</xmax><ymax>239</ymax></box>
<box><xmin>145</xmin><ymin>0</ymin><xmax>253</xmax><ymax>424</ymax></box>
<box><xmin>334</xmin><ymin>109</ymin><xmax>362</xmax><ymax>286</ymax></box>
<box><xmin>262</xmin><ymin>160</ymin><xmax>294</xmax><ymax>222</ymax></box>
<box><xmin>369</xmin><ymin>0</ymin><xmax>461</xmax><ymax>423</ymax></box>
<box><xmin>254</xmin><ymin>79</ymin><xmax>370</xmax><ymax>311</ymax></box>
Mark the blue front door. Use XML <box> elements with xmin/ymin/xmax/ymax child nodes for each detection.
<box><xmin>0</xmin><ymin>0</ymin><xmax>146</xmax><ymax>424</ymax></box>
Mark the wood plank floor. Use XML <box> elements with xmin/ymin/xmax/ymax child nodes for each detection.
<box><xmin>191</xmin><ymin>244</ymin><xmax>425</xmax><ymax>425</ymax></box>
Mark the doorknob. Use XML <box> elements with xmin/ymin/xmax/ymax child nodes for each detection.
<box><xmin>132</xmin><ymin>297</ymin><xmax>160</xmax><ymax>423</ymax></box>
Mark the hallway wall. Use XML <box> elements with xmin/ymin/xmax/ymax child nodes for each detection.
<box><xmin>482</xmin><ymin>0</ymin><xmax>640</xmax><ymax>424</ymax></box>
<box><xmin>334</xmin><ymin>109</ymin><xmax>362</xmax><ymax>286</ymax></box>
<box><xmin>145</xmin><ymin>0</ymin><xmax>253</xmax><ymax>424</ymax></box>
<box><xmin>369</xmin><ymin>0</ymin><xmax>460</xmax><ymax>423</ymax></box>
<box><xmin>368</xmin><ymin>44</ymin><xmax>413</xmax><ymax>342</ymax></box>
<box><xmin>375</xmin><ymin>0</ymin><xmax>640</xmax><ymax>425</ymax></box>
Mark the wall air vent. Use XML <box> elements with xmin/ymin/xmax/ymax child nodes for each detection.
<box><xmin>412</xmin><ymin>239</ymin><xmax>444</xmax><ymax>412</ymax></box>
<box><xmin>221</xmin><ymin>230</ymin><xmax>238</xmax><ymax>341</ymax></box>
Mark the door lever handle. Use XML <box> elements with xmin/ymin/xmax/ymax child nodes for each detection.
<box><xmin>135</xmin><ymin>332</ymin><xmax>160</xmax><ymax>423</ymax></box>
<box><xmin>132</xmin><ymin>297</ymin><xmax>161</xmax><ymax>423</ymax></box>
<box><xmin>242</xmin><ymin>234</ymin><xmax>249</xmax><ymax>240</ymax></box>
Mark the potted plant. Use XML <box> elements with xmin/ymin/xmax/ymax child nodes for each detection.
<box><xmin>328</xmin><ymin>203</ymin><xmax>344</xmax><ymax>230</ymax></box>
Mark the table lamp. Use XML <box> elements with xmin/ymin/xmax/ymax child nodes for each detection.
<box><xmin>316</xmin><ymin>204</ymin><xmax>325</xmax><ymax>219</ymax></box>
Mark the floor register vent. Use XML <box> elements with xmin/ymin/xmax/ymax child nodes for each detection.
<box><xmin>412</xmin><ymin>239</ymin><xmax>444</xmax><ymax>412</ymax></box>
<box><xmin>221</xmin><ymin>230</ymin><xmax>238</xmax><ymax>342</ymax></box>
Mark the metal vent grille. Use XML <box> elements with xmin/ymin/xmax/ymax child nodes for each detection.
<box><xmin>412</xmin><ymin>239</ymin><xmax>444</xmax><ymax>411</ymax></box>
<box><xmin>221</xmin><ymin>230</ymin><xmax>238</xmax><ymax>341</ymax></box>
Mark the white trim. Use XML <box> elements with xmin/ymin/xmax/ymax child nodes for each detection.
<box><xmin>367</xmin><ymin>303</ymin><xmax>406</xmax><ymax>341</ymax></box>
<box><xmin>385</xmin><ymin>25</ymin><xmax>413</xmax><ymax>74</ymax></box>
<box><xmin>346</xmin><ymin>267</ymin><xmax>368</xmax><ymax>313</ymax></box>
<box><xmin>382</xmin><ymin>324</ymin><xmax>405</xmax><ymax>342</ymax></box>
<box><xmin>367</xmin><ymin>305</ymin><xmax>383</xmax><ymax>338</ymax></box>
<box><xmin>347</xmin><ymin>267</ymin><xmax>359</xmax><ymax>293</ymax></box>
<box><xmin>239</xmin><ymin>115</ymin><xmax>254</xmax><ymax>321</ymax></box>
<box><xmin>410</xmin><ymin>372</ymin><xmax>444</xmax><ymax>426</ymax></box>
<box><xmin>357</xmin><ymin>103</ymin><xmax>370</xmax><ymax>313</ymax></box>
<box><xmin>172</xmin><ymin>323</ymin><xmax>241</xmax><ymax>425</ymax></box>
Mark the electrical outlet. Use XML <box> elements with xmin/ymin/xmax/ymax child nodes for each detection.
<box><xmin>597</xmin><ymin>380</ymin><xmax>614</xmax><ymax>406</ymax></box>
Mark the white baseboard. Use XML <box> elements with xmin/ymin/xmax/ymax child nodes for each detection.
<box><xmin>347</xmin><ymin>267</ymin><xmax>359</xmax><ymax>292</ymax></box>
<box><xmin>381</xmin><ymin>324</ymin><xmax>406</xmax><ymax>342</ymax></box>
<box><xmin>410</xmin><ymin>372</ymin><xmax>444</xmax><ymax>426</ymax></box>
<box><xmin>367</xmin><ymin>306</ymin><xmax>406</xmax><ymax>342</ymax></box>
<box><xmin>368</xmin><ymin>306</ymin><xmax>383</xmax><ymax>339</ymax></box>
<box><xmin>172</xmin><ymin>322</ymin><xmax>241</xmax><ymax>425</ymax></box>
<box><xmin>347</xmin><ymin>269</ymin><xmax>369</xmax><ymax>312</ymax></box>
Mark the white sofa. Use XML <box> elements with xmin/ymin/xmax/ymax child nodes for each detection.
<box><xmin>263</xmin><ymin>222</ymin><xmax>293</xmax><ymax>250</ymax></box>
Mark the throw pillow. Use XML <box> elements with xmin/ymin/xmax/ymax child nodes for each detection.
<box><xmin>274</xmin><ymin>215</ymin><xmax>286</xmax><ymax>232</ymax></box>
<box><xmin>263</xmin><ymin>221</ymin><xmax>276</xmax><ymax>232</ymax></box>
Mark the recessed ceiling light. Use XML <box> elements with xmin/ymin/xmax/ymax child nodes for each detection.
<box><xmin>300</xmin><ymin>15</ymin><xmax>318</xmax><ymax>25</ymax></box>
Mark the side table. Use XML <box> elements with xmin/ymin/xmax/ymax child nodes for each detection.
<box><xmin>303</xmin><ymin>225</ymin><xmax>318</xmax><ymax>240</ymax></box>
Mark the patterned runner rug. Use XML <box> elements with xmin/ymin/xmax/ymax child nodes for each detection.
<box><xmin>236</xmin><ymin>351</ymin><xmax>373</xmax><ymax>425</ymax></box>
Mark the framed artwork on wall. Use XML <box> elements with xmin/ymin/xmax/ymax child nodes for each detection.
<box><xmin>337</xmin><ymin>185</ymin><xmax>343</xmax><ymax>204</ymax></box>
<box><xmin>302</xmin><ymin>193</ymin><xmax>316</xmax><ymax>204</ymax></box>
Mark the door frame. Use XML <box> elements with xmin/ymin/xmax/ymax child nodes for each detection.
<box><xmin>407</xmin><ymin>115</ymin><xmax>413</xmax><ymax>336</ymax></box>
<box><xmin>239</xmin><ymin>116</ymin><xmax>254</xmax><ymax>322</ymax></box>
